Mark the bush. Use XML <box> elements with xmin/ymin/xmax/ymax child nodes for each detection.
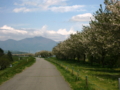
<box><xmin>0</xmin><ymin>48</ymin><xmax>14</xmax><ymax>70</ymax></box>
<box><xmin>0</xmin><ymin>48</ymin><xmax>4</xmax><ymax>57</ymax></box>
<box><xmin>0</xmin><ymin>55</ymin><xmax>10</xmax><ymax>70</ymax></box>
<box><xmin>7</xmin><ymin>51</ymin><xmax>13</xmax><ymax>62</ymax></box>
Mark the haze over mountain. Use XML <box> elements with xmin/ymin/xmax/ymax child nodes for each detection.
<box><xmin>0</xmin><ymin>36</ymin><xmax>57</xmax><ymax>53</ymax></box>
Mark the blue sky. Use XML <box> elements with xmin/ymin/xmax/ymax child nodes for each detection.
<box><xmin>0</xmin><ymin>0</ymin><xmax>105</xmax><ymax>41</ymax></box>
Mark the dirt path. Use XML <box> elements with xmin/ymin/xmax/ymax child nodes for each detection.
<box><xmin>0</xmin><ymin>58</ymin><xmax>72</xmax><ymax>90</ymax></box>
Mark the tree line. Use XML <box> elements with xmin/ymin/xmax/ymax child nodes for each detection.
<box><xmin>52</xmin><ymin>0</ymin><xmax>120</xmax><ymax>68</ymax></box>
<box><xmin>0</xmin><ymin>48</ymin><xmax>13</xmax><ymax>70</ymax></box>
<box><xmin>35</xmin><ymin>50</ymin><xmax>53</xmax><ymax>58</ymax></box>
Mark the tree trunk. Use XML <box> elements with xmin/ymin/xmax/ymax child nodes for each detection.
<box><xmin>83</xmin><ymin>54</ymin><xmax>86</xmax><ymax>63</ymax></box>
<box><xmin>77</xmin><ymin>55</ymin><xmax>80</xmax><ymax>62</ymax></box>
<box><xmin>73</xmin><ymin>55</ymin><xmax>76</xmax><ymax>60</ymax></box>
<box><xmin>90</xmin><ymin>55</ymin><xmax>93</xmax><ymax>66</ymax></box>
<box><xmin>101</xmin><ymin>51</ymin><xmax>106</xmax><ymax>67</ymax></box>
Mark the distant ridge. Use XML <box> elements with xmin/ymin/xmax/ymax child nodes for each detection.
<box><xmin>0</xmin><ymin>36</ymin><xmax>57</xmax><ymax>53</ymax></box>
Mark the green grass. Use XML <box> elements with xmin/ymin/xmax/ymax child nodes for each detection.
<box><xmin>45</xmin><ymin>58</ymin><xmax>95</xmax><ymax>90</ymax></box>
<box><xmin>45</xmin><ymin>57</ymin><xmax>120</xmax><ymax>90</ymax></box>
<box><xmin>0</xmin><ymin>56</ymin><xmax>36</xmax><ymax>85</ymax></box>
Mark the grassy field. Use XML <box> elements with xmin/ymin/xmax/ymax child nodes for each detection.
<box><xmin>0</xmin><ymin>56</ymin><xmax>36</xmax><ymax>85</ymax></box>
<box><xmin>45</xmin><ymin>57</ymin><xmax>120</xmax><ymax>90</ymax></box>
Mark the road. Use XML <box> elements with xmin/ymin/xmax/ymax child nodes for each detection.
<box><xmin>0</xmin><ymin>58</ymin><xmax>72</xmax><ymax>90</ymax></box>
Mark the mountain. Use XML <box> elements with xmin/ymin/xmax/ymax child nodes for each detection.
<box><xmin>0</xmin><ymin>36</ymin><xmax>57</xmax><ymax>53</ymax></box>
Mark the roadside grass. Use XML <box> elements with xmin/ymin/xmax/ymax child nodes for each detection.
<box><xmin>0</xmin><ymin>56</ymin><xmax>36</xmax><ymax>85</ymax></box>
<box><xmin>45</xmin><ymin>57</ymin><xmax>120</xmax><ymax>90</ymax></box>
<box><xmin>45</xmin><ymin>58</ymin><xmax>94</xmax><ymax>90</ymax></box>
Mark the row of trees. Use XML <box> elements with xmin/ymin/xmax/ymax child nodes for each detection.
<box><xmin>35</xmin><ymin>50</ymin><xmax>53</xmax><ymax>58</ymax></box>
<box><xmin>52</xmin><ymin>0</ymin><xmax>120</xmax><ymax>68</ymax></box>
<box><xmin>0</xmin><ymin>48</ymin><xmax>13</xmax><ymax>70</ymax></box>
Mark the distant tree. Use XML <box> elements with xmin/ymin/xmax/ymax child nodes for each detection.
<box><xmin>0</xmin><ymin>55</ymin><xmax>10</xmax><ymax>70</ymax></box>
<box><xmin>35</xmin><ymin>51</ymin><xmax>53</xmax><ymax>58</ymax></box>
<box><xmin>7</xmin><ymin>51</ymin><xmax>13</xmax><ymax>62</ymax></box>
<box><xmin>0</xmin><ymin>48</ymin><xmax>4</xmax><ymax>57</ymax></box>
<box><xmin>0</xmin><ymin>49</ymin><xmax>14</xmax><ymax>70</ymax></box>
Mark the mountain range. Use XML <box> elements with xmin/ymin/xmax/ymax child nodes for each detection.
<box><xmin>0</xmin><ymin>36</ymin><xmax>58</xmax><ymax>53</ymax></box>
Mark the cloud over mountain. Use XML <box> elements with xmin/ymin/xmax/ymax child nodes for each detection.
<box><xmin>0</xmin><ymin>25</ymin><xmax>76</xmax><ymax>41</ymax></box>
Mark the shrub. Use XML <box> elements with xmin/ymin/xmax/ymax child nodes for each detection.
<box><xmin>0</xmin><ymin>55</ymin><xmax>10</xmax><ymax>70</ymax></box>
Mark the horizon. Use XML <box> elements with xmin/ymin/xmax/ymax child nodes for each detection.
<box><xmin>0</xmin><ymin>36</ymin><xmax>60</xmax><ymax>42</ymax></box>
<box><xmin>0</xmin><ymin>36</ymin><xmax>58</xmax><ymax>53</ymax></box>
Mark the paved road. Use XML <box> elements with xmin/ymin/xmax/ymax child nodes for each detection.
<box><xmin>0</xmin><ymin>58</ymin><xmax>72</xmax><ymax>90</ymax></box>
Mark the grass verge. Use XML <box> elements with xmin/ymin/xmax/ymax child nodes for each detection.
<box><xmin>45</xmin><ymin>57</ymin><xmax>95</xmax><ymax>90</ymax></box>
<box><xmin>45</xmin><ymin>57</ymin><xmax>120</xmax><ymax>90</ymax></box>
<box><xmin>0</xmin><ymin>56</ymin><xmax>36</xmax><ymax>85</ymax></box>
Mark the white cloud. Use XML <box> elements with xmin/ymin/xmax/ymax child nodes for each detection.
<box><xmin>0</xmin><ymin>25</ymin><xmax>14</xmax><ymax>30</ymax></box>
<box><xmin>50</xmin><ymin>5</ymin><xmax>85</xmax><ymax>12</ymax></box>
<box><xmin>57</xmin><ymin>28</ymin><xmax>76</xmax><ymax>35</ymax></box>
<box><xmin>0</xmin><ymin>25</ymin><xmax>76</xmax><ymax>42</ymax></box>
<box><xmin>0</xmin><ymin>25</ymin><xmax>27</xmax><ymax>34</ymax></box>
<box><xmin>13</xmin><ymin>0</ymin><xmax>85</xmax><ymax>13</ymax></box>
<box><xmin>41</xmin><ymin>0</ymin><xmax>67</xmax><ymax>8</ymax></box>
<box><xmin>13</xmin><ymin>7</ymin><xmax>32</xmax><ymax>13</ymax></box>
<box><xmin>70</xmin><ymin>13</ymin><xmax>93</xmax><ymax>22</ymax></box>
<box><xmin>57</xmin><ymin>29</ymin><xmax>68</xmax><ymax>35</ymax></box>
<box><xmin>14</xmin><ymin>0</ymin><xmax>67</xmax><ymax>10</ymax></box>
<box><xmin>16</xmin><ymin>0</ymin><xmax>66</xmax><ymax>6</ymax></box>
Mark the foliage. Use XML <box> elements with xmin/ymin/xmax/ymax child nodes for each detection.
<box><xmin>35</xmin><ymin>50</ymin><xmax>53</xmax><ymax>58</ymax></box>
<box><xmin>0</xmin><ymin>48</ymin><xmax>14</xmax><ymax>70</ymax></box>
<box><xmin>0</xmin><ymin>55</ymin><xmax>10</xmax><ymax>70</ymax></box>
<box><xmin>7</xmin><ymin>51</ymin><xmax>13</xmax><ymax>62</ymax></box>
<box><xmin>52</xmin><ymin>0</ymin><xmax>120</xmax><ymax>68</ymax></box>
<box><xmin>0</xmin><ymin>48</ymin><xmax>4</xmax><ymax>57</ymax></box>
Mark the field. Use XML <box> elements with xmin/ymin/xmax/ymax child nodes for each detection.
<box><xmin>0</xmin><ymin>56</ymin><xmax>35</xmax><ymax>85</ymax></box>
<box><xmin>45</xmin><ymin>57</ymin><xmax>120</xmax><ymax>90</ymax></box>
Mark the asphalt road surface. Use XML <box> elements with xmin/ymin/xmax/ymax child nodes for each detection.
<box><xmin>0</xmin><ymin>58</ymin><xmax>72</xmax><ymax>90</ymax></box>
